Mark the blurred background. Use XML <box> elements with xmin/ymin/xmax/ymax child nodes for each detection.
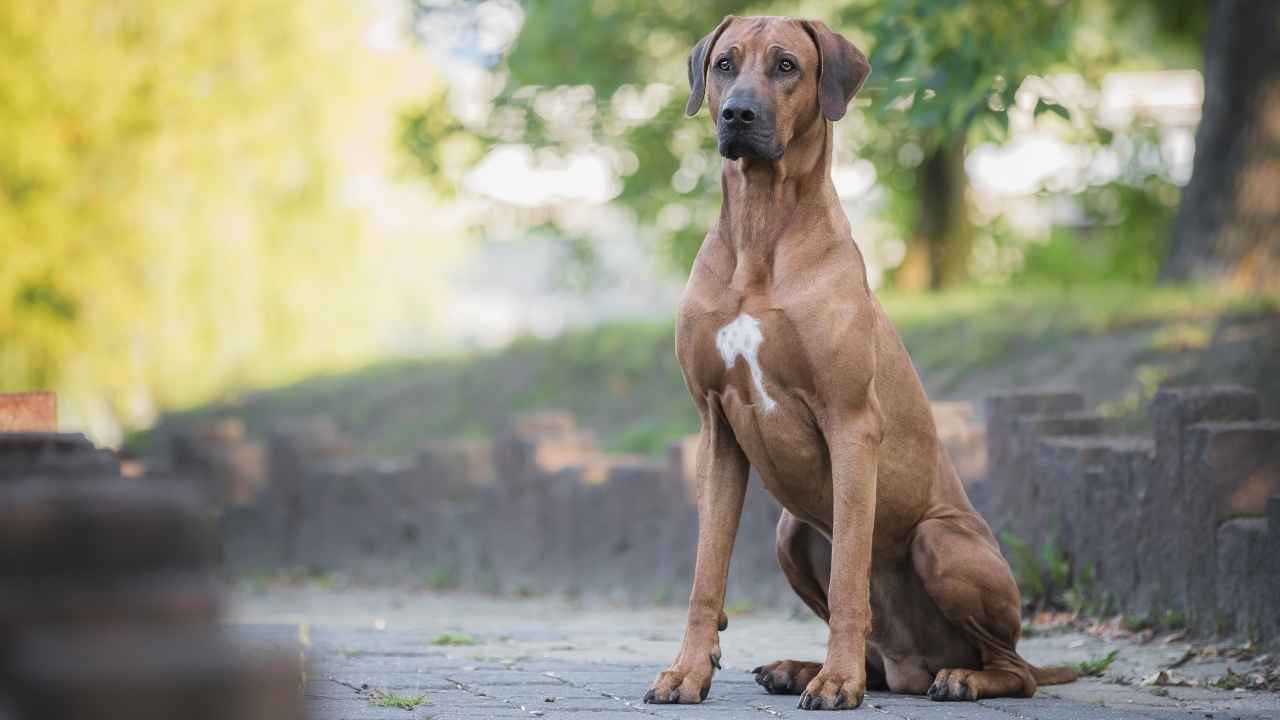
<box><xmin>3</xmin><ymin>0</ymin><xmax>1277</xmax><ymax>452</ymax></box>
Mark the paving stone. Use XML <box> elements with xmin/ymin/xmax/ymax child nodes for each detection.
<box><xmin>234</xmin><ymin>598</ymin><xmax>1280</xmax><ymax>720</ymax></box>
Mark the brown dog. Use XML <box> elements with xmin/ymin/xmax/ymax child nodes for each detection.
<box><xmin>643</xmin><ymin>16</ymin><xmax>1076</xmax><ymax>711</ymax></box>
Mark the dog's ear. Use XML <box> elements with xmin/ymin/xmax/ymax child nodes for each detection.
<box><xmin>801</xmin><ymin>19</ymin><xmax>871</xmax><ymax>122</ymax></box>
<box><xmin>686</xmin><ymin>15</ymin><xmax>735</xmax><ymax>117</ymax></box>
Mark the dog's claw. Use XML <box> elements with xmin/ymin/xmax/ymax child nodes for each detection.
<box><xmin>751</xmin><ymin>665</ymin><xmax>762</xmax><ymax>674</ymax></box>
<box><xmin>710</xmin><ymin>653</ymin><xmax>721</xmax><ymax>670</ymax></box>
<box><xmin>643</xmin><ymin>689</ymin><xmax>656</xmax><ymax>704</ymax></box>
<box><xmin>833</xmin><ymin>692</ymin><xmax>847</xmax><ymax>710</ymax></box>
<box><xmin>700</xmin><ymin>686</ymin><xmax>710</xmax><ymax>702</ymax></box>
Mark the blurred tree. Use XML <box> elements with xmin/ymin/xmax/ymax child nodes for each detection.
<box><xmin>410</xmin><ymin>0</ymin><xmax>1253</xmax><ymax>293</ymax></box>
<box><xmin>838</xmin><ymin>0</ymin><xmax>1077</xmax><ymax>290</ymax></box>
<box><xmin>1163</xmin><ymin>0</ymin><xmax>1280</xmax><ymax>290</ymax></box>
<box><xmin>0</xmin><ymin>1</ymin><xmax>444</xmax><ymax>441</ymax></box>
<box><xmin>412</xmin><ymin>0</ymin><xmax>748</xmax><ymax>271</ymax></box>
<box><xmin>418</xmin><ymin>0</ymin><xmax>1078</xmax><ymax>287</ymax></box>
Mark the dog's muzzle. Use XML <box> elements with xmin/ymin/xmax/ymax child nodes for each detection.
<box><xmin>717</xmin><ymin>96</ymin><xmax>783</xmax><ymax>161</ymax></box>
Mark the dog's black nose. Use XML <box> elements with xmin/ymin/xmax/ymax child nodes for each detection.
<box><xmin>721</xmin><ymin>97</ymin><xmax>758</xmax><ymax>126</ymax></box>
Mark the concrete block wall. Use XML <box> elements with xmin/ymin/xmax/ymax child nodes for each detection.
<box><xmin>982</xmin><ymin>385</ymin><xmax>1280</xmax><ymax>642</ymax></box>
<box><xmin>215</xmin><ymin>412</ymin><xmax>795</xmax><ymax>607</ymax></box>
<box><xmin>211</xmin><ymin>383</ymin><xmax>1279</xmax><ymax>641</ymax></box>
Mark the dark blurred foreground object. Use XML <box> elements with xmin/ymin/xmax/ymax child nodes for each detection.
<box><xmin>1165</xmin><ymin>0</ymin><xmax>1280</xmax><ymax>290</ymax></box>
<box><xmin>0</xmin><ymin>397</ymin><xmax>303</xmax><ymax>720</ymax></box>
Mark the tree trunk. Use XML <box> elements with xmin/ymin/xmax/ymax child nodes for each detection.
<box><xmin>1163</xmin><ymin>0</ymin><xmax>1280</xmax><ymax>290</ymax></box>
<box><xmin>897</xmin><ymin>139</ymin><xmax>973</xmax><ymax>291</ymax></box>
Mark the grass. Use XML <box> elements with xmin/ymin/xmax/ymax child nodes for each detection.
<box><xmin>425</xmin><ymin>567</ymin><xmax>458</xmax><ymax>591</ymax></box>
<box><xmin>1074</xmin><ymin>650</ymin><xmax>1119</xmax><ymax>677</ymax></box>
<box><xmin>1002</xmin><ymin>531</ymin><xmax>1071</xmax><ymax>612</ymax></box>
<box><xmin>129</xmin><ymin>284</ymin><xmax>1280</xmax><ymax>459</ymax></box>
<box><xmin>1211</xmin><ymin>668</ymin><xmax>1248</xmax><ymax>690</ymax></box>
<box><xmin>430</xmin><ymin>632</ymin><xmax>476</xmax><ymax>646</ymax></box>
<box><xmin>367</xmin><ymin>689</ymin><xmax>428</xmax><ymax>710</ymax></box>
<box><xmin>1122</xmin><ymin>609</ymin><xmax>1186</xmax><ymax>633</ymax></box>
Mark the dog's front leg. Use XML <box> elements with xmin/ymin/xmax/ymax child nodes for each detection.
<box><xmin>645</xmin><ymin>404</ymin><xmax>748</xmax><ymax>704</ymax></box>
<box><xmin>799</xmin><ymin>421</ymin><xmax>880</xmax><ymax>711</ymax></box>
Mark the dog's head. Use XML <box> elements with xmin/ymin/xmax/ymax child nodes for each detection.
<box><xmin>686</xmin><ymin>16</ymin><xmax>870</xmax><ymax>162</ymax></box>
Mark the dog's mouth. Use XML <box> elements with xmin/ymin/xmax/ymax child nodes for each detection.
<box><xmin>717</xmin><ymin>130</ymin><xmax>784</xmax><ymax>162</ymax></box>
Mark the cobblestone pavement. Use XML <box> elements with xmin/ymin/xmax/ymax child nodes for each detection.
<box><xmin>230</xmin><ymin>587</ymin><xmax>1280</xmax><ymax>719</ymax></box>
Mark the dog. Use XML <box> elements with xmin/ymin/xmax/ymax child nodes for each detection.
<box><xmin>642</xmin><ymin>16</ymin><xmax>1077</xmax><ymax>710</ymax></box>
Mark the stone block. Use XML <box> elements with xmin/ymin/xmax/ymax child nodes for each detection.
<box><xmin>985</xmin><ymin>390</ymin><xmax>1086</xmax><ymax>419</ymax></box>
<box><xmin>8</xmin><ymin>629</ymin><xmax>302</xmax><ymax>720</ymax></box>
<box><xmin>0</xmin><ymin>479</ymin><xmax>217</xmax><ymax>582</ymax></box>
<box><xmin>416</xmin><ymin>438</ymin><xmax>494</xmax><ymax>500</ymax></box>
<box><xmin>1021</xmin><ymin>412</ymin><xmax>1105</xmax><ymax>438</ymax></box>
<box><xmin>1216</xmin><ymin>518</ymin><xmax>1271</xmax><ymax>637</ymax></box>
<box><xmin>1183</xmin><ymin>421</ymin><xmax>1280</xmax><ymax>630</ymax></box>
<box><xmin>985</xmin><ymin>390</ymin><xmax>1084</xmax><ymax>472</ymax></box>
<box><xmin>1090</xmin><ymin>440</ymin><xmax>1150</xmax><ymax>605</ymax></box>
<box><xmin>933</xmin><ymin>402</ymin><xmax>986</xmax><ymax>484</ymax></box>
<box><xmin>666</xmin><ymin>435</ymin><xmax>700</xmax><ymax>502</ymax></box>
<box><xmin>0</xmin><ymin>391</ymin><xmax>56</xmax><ymax>432</ymax></box>
<box><xmin>1152</xmin><ymin>385</ymin><xmax>1260</xmax><ymax>483</ymax></box>
<box><xmin>1189</xmin><ymin>421</ymin><xmax>1280</xmax><ymax>520</ymax></box>
<box><xmin>171</xmin><ymin>418</ymin><xmax>265</xmax><ymax>505</ymax></box>
<box><xmin>0</xmin><ymin>433</ymin><xmax>119</xmax><ymax>481</ymax></box>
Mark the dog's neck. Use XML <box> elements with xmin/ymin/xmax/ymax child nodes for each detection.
<box><xmin>717</xmin><ymin>116</ymin><xmax>837</xmax><ymax>267</ymax></box>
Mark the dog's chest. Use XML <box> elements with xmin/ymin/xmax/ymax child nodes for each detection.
<box><xmin>684</xmin><ymin>305</ymin><xmax>809</xmax><ymax>411</ymax></box>
<box><xmin>713</xmin><ymin>313</ymin><xmax>777</xmax><ymax>412</ymax></box>
<box><xmin>683</xmin><ymin>304</ymin><xmax>829</xmax><ymax>491</ymax></box>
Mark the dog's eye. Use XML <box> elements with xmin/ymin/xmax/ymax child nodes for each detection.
<box><xmin>716</xmin><ymin>57</ymin><xmax>732</xmax><ymax>72</ymax></box>
<box><xmin>778</xmin><ymin>58</ymin><xmax>795</xmax><ymax>73</ymax></box>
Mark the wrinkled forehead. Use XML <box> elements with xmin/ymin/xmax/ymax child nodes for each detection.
<box><xmin>711</xmin><ymin>16</ymin><xmax>817</xmax><ymax>65</ymax></box>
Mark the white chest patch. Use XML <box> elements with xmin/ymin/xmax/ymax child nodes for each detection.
<box><xmin>715</xmin><ymin>313</ymin><xmax>776</xmax><ymax>412</ymax></box>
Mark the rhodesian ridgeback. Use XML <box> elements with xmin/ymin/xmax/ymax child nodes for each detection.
<box><xmin>643</xmin><ymin>16</ymin><xmax>1077</xmax><ymax>710</ymax></box>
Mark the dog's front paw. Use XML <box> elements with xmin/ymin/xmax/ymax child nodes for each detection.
<box><xmin>797</xmin><ymin>665</ymin><xmax>865</xmax><ymax>711</ymax></box>
<box><xmin>644</xmin><ymin>653</ymin><xmax>719</xmax><ymax>704</ymax></box>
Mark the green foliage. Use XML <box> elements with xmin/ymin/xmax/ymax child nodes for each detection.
<box><xmin>426</xmin><ymin>567</ymin><xmax>460</xmax><ymax>591</ymax></box>
<box><xmin>1004</xmin><ymin>125</ymin><xmax>1181</xmax><ymax>287</ymax></box>
<box><xmin>0</xmin><ymin>1</ymin><xmax>446</xmax><ymax>440</ymax></box>
<box><xmin>1063</xmin><ymin>564</ymin><xmax>1114</xmax><ymax>617</ymax></box>
<box><xmin>405</xmin><ymin>0</ymin><xmax>1205</xmax><ymax>290</ymax></box>
<box><xmin>430</xmin><ymin>632</ymin><xmax>477</xmax><ymax>646</ymax></box>
<box><xmin>368</xmin><ymin>690</ymin><xmax>428</xmax><ymax>710</ymax></box>
<box><xmin>843</xmin><ymin>0</ymin><xmax>1078</xmax><ymax>147</ymax></box>
<box><xmin>1123</xmin><ymin>609</ymin><xmax>1187</xmax><ymax>633</ymax></box>
<box><xmin>1002</xmin><ymin>531</ymin><xmax>1071</xmax><ymax>611</ymax></box>
<box><xmin>408</xmin><ymin>1</ymin><xmax>747</xmax><ymax>271</ymax></box>
<box><xmin>1074</xmin><ymin>650</ymin><xmax>1119</xmax><ymax>677</ymax></box>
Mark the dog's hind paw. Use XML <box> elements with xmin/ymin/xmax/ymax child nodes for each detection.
<box><xmin>752</xmin><ymin>659</ymin><xmax>821</xmax><ymax>695</ymax></box>
<box><xmin>927</xmin><ymin>669</ymin><xmax>979</xmax><ymax>701</ymax></box>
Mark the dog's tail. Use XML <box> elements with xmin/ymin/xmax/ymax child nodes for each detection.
<box><xmin>1031</xmin><ymin>664</ymin><xmax>1078</xmax><ymax>686</ymax></box>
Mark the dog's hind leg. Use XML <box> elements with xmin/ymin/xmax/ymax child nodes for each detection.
<box><xmin>753</xmin><ymin>511</ymin><xmax>887</xmax><ymax>695</ymax></box>
<box><xmin>910</xmin><ymin>516</ymin><xmax>1040</xmax><ymax>701</ymax></box>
